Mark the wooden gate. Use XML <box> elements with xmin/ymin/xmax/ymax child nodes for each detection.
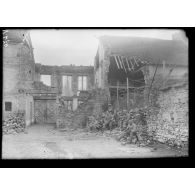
<box><xmin>34</xmin><ymin>99</ymin><xmax>56</xmax><ymax>124</ymax></box>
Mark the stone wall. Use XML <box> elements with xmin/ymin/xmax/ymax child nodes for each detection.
<box><xmin>3</xmin><ymin>94</ymin><xmax>34</xmax><ymax>127</ymax></box>
<box><xmin>56</xmin><ymin>89</ymin><xmax>108</xmax><ymax>129</ymax></box>
<box><xmin>37</xmin><ymin>64</ymin><xmax>94</xmax><ymax>95</ymax></box>
<box><xmin>148</xmin><ymin>84</ymin><xmax>188</xmax><ymax>148</ymax></box>
<box><xmin>148</xmin><ymin>64</ymin><xmax>188</xmax><ymax>80</ymax></box>
<box><xmin>38</xmin><ymin>64</ymin><xmax>95</xmax><ymax>128</ymax></box>
<box><xmin>56</xmin><ymin>95</ymin><xmax>92</xmax><ymax>129</ymax></box>
<box><xmin>92</xmin><ymin>89</ymin><xmax>109</xmax><ymax>116</ymax></box>
<box><xmin>56</xmin><ymin>96</ymin><xmax>74</xmax><ymax>128</ymax></box>
<box><xmin>3</xmin><ymin>30</ymin><xmax>35</xmax><ymax>127</ymax></box>
<box><xmin>3</xmin><ymin>43</ymin><xmax>35</xmax><ymax>94</ymax></box>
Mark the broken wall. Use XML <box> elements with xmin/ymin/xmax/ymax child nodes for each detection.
<box><xmin>56</xmin><ymin>96</ymin><xmax>74</xmax><ymax>128</ymax></box>
<box><xmin>94</xmin><ymin>43</ymin><xmax>110</xmax><ymax>89</ymax></box>
<box><xmin>94</xmin><ymin>42</ymin><xmax>149</xmax><ymax>111</ymax></box>
<box><xmin>38</xmin><ymin>65</ymin><xmax>94</xmax><ymax>95</ymax></box>
<box><xmin>3</xmin><ymin>94</ymin><xmax>34</xmax><ymax>127</ymax></box>
<box><xmin>148</xmin><ymin>84</ymin><xmax>188</xmax><ymax>148</ymax></box>
<box><xmin>148</xmin><ymin>64</ymin><xmax>188</xmax><ymax>79</ymax></box>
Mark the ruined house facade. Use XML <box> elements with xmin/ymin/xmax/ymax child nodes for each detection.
<box><xmin>3</xmin><ymin>30</ymin><xmax>188</xmax><ymax>145</ymax></box>
<box><xmin>94</xmin><ymin>35</ymin><xmax>188</xmax><ymax>146</ymax></box>
<box><xmin>3</xmin><ymin>30</ymin><xmax>94</xmax><ymax>128</ymax></box>
<box><xmin>34</xmin><ymin>63</ymin><xmax>94</xmax><ymax>127</ymax></box>
<box><xmin>94</xmin><ymin>36</ymin><xmax>188</xmax><ymax>109</ymax></box>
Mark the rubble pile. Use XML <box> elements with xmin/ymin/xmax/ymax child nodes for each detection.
<box><xmin>3</xmin><ymin>111</ymin><xmax>26</xmax><ymax>134</ymax></box>
<box><xmin>88</xmin><ymin>98</ymin><xmax>188</xmax><ymax>149</ymax></box>
<box><xmin>87</xmin><ymin>107</ymin><xmax>152</xmax><ymax>145</ymax></box>
<box><xmin>154</xmin><ymin>121</ymin><xmax>188</xmax><ymax>148</ymax></box>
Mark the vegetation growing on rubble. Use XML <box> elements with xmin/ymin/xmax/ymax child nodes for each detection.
<box><xmin>87</xmin><ymin>107</ymin><xmax>155</xmax><ymax>145</ymax></box>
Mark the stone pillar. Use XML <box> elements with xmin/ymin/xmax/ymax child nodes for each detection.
<box><xmin>56</xmin><ymin>96</ymin><xmax>60</xmax><ymax>128</ymax></box>
<box><xmin>141</xmin><ymin>66</ymin><xmax>150</xmax><ymax>106</ymax></box>
<box><xmin>58</xmin><ymin>75</ymin><xmax>62</xmax><ymax>94</ymax></box>
<box><xmin>73</xmin><ymin>97</ymin><xmax>78</xmax><ymax>111</ymax></box>
<box><xmin>51</xmin><ymin>74</ymin><xmax>55</xmax><ymax>88</ymax></box>
<box><xmin>72</xmin><ymin>74</ymin><xmax>78</xmax><ymax>95</ymax></box>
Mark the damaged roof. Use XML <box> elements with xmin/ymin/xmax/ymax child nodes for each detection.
<box><xmin>99</xmin><ymin>36</ymin><xmax>188</xmax><ymax>66</ymax></box>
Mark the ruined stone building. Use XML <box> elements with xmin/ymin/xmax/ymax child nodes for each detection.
<box><xmin>94</xmin><ymin>35</ymin><xmax>188</xmax><ymax>109</ymax></box>
<box><xmin>94</xmin><ymin>35</ymin><xmax>188</xmax><ymax>145</ymax></box>
<box><xmin>33</xmin><ymin>63</ymin><xmax>94</xmax><ymax>127</ymax></box>
<box><xmin>3</xmin><ymin>30</ymin><xmax>94</xmax><ymax>128</ymax></box>
<box><xmin>3</xmin><ymin>30</ymin><xmax>188</xmax><ymax>139</ymax></box>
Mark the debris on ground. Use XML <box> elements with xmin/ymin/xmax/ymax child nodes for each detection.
<box><xmin>3</xmin><ymin>111</ymin><xmax>26</xmax><ymax>134</ymax></box>
<box><xmin>87</xmin><ymin>106</ymin><xmax>188</xmax><ymax>150</ymax></box>
<box><xmin>87</xmin><ymin>107</ymin><xmax>153</xmax><ymax>146</ymax></box>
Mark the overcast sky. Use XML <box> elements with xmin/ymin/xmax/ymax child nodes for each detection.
<box><xmin>30</xmin><ymin>29</ymin><xmax>180</xmax><ymax>66</ymax></box>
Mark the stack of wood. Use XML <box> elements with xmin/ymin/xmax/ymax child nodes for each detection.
<box><xmin>3</xmin><ymin>111</ymin><xmax>26</xmax><ymax>134</ymax></box>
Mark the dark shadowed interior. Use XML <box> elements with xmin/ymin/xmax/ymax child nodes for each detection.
<box><xmin>108</xmin><ymin>56</ymin><xmax>145</xmax><ymax>87</ymax></box>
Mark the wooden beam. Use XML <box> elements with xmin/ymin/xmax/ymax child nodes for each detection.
<box><xmin>133</xmin><ymin>57</ymin><xmax>139</xmax><ymax>67</ymax></box>
<box><xmin>127</xmin><ymin>77</ymin><xmax>129</xmax><ymax>109</ymax></box>
<box><xmin>109</xmin><ymin>85</ymin><xmax>146</xmax><ymax>89</ymax></box>
<box><xmin>147</xmin><ymin>62</ymin><xmax>159</xmax><ymax>103</ymax></box>
<box><xmin>116</xmin><ymin>56</ymin><xmax>123</xmax><ymax>69</ymax></box>
<box><xmin>117</xmin><ymin>80</ymin><xmax>119</xmax><ymax>109</ymax></box>
<box><xmin>121</xmin><ymin>56</ymin><xmax>127</xmax><ymax>73</ymax></box>
<box><xmin>114</xmin><ymin>55</ymin><xmax>120</xmax><ymax>69</ymax></box>
<box><xmin>133</xmin><ymin>88</ymin><xmax>136</xmax><ymax>106</ymax></box>
<box><xmin>129</xmin><ymin>58</ymin><xmax>134</xmax><ymax>70</ymax></box>
<box><xmin>162</xmin><ymin>60</ymin><xmax>166</xmax><ymax>87</ymax></box>
<box><xmin>125</xmin><ymin>57</ymin><xmax>131</xmax><ymax>71</ymax></box>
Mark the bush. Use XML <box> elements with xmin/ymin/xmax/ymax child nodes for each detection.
<box><xmin>87</xmin><ymin>107</ymin><xmax>153</xmax><ymax>145</ymax></box>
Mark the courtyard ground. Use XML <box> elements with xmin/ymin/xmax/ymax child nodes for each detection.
<box><xmin>2</xmin><ymin>124</ymin><xmax>188</xmax><ymax>159</ymax></box>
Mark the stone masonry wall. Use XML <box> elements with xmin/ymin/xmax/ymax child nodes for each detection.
<box><xmin>56</xmin><ymin>96</ymin><xmax>74</xmax><ymax>128</ymax></box>
<box><xmin>148</xmin><ymin>85</ymin><xmax>188</xmax><ymax>148</ymax></box>
<box><xmin>3</xmin><ymin>94</ymin><xmax>34</xmax><ymax>127</ymax></box>
<box><xmin>56</xmin><ymin>89</ymin><xmax>108</xmax><ymax>129</ymax></box>
<box><xmin>3</xmin><ymin>33</ymin><xmax>35</xmax><ymax>127</ymax></box>
<box><xmin>38</xmin><ymin>65</ymin><xmax>94</xmax><ymax>95</ymax></box>
<box><xmin>3</xmin><ymin>44</ymin><xmax>35</xmax><ymax>95</ymax></box>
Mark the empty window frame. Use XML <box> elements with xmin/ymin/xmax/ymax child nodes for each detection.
<box><xmin>78</xmin><ymin>76</ymin><xmax>87</xmax><ymax>90</ymax></box>
<box><xmin>5</xmin><ymin>102</ymin><xmax>12</xmax><ymax>111</ymax></box>
<box><xmin>41</xmin><ymin>75</ymin><xmax>51</xmax><ymax>86</ymax></box>
<box><xmin>62</xmin><ymin>75</ymin><xmax>72</xmax><ymax>94</ymax></box>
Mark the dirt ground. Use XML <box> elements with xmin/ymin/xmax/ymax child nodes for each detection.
<box><xmin>2</xmin><ymin>124</ymin><xmax>188</xmax><ymax>159</ymax></box>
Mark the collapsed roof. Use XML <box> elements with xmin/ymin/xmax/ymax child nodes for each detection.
<box><xmin>99</xmin><ymin>36</ymin><xmax>188</xmax><ymax>66</ymax></box>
